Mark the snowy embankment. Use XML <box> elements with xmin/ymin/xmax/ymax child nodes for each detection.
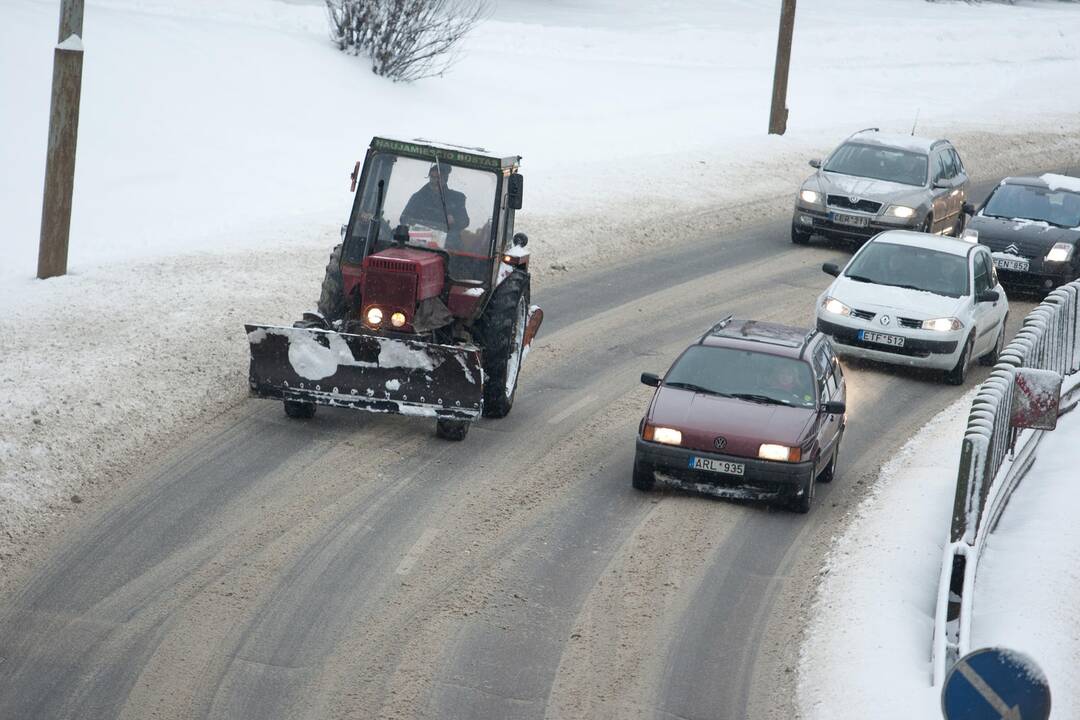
<box><xmin>2</xmin><ymin>0</ymin><xmax>1080</xmax><ymax>564</ymax></box>
<box><xmin>798</xmin><ymin>377</ymin><xmax>1080</xmax><ymax>718</ymax></box>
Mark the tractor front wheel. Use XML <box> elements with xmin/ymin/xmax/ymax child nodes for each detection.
<box><xmin>479</xmin><ymin>270</ymin><xmax>529</xmax><ymax>419</ymax></box>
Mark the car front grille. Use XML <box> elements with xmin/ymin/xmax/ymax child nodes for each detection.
<box><xmin>827</xmin><ymin>195</ymin><xmax>883</xmax><ymax>214</ymax></box>
<box><xmin>850</xmin><ymin>308</ymin><xmax>876</xmax><ymax>321</ymax></box>
<box><xmin>898</xmin><ymin>317</ymin><xmax>922</xmax><ymax>329</ymax></box>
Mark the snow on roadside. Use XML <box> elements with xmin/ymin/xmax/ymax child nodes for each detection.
<box><xmin>797</xmin><ymin>390</ymin><xmax>974</xmax><ymax>719</ymax></box>
<box><xmin>799</xmin><ymin>381</ymin><xmax>1080</xmax><ymax>718</ymax></box>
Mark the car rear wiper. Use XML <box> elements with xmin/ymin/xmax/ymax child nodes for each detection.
<box><xmin>728</xmin><ymin>392</ymin><xmax>793</xmax><ymax>406</ymax></box>
<box><xmin>664</xmin><ymin>381</ymin><xmax>722</xmax><ymax>396</ymax></box>
<box><xmin>845</xmin><ymin>273</ymin><xmax>876</xmax><ymax>283</ymax></box>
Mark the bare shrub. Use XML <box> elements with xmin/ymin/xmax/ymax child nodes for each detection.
<box><xmin>326</xmin><ymin>0</ymin><xmax>488</xmax><ymax>82</ymax></box>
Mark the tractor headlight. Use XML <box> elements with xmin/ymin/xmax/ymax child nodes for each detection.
<box><xmin>1046</xmin><ymin>243</ymin><xmax>1074</xmax><ymax>263</ymax></box>
<box><xmin>759</xmin><ymin>444</ymin><xmax>801</xmax><ymax>462</ymax></box>
<box><xmin>390</xmin><ymin>312</ymin><xmax>407</xmax><ymax>328</ymax></box>
<box><xmin>800</xmin><ymin>189</ymin><xmax>822</xmax><ymax>205</ymax></box>
<box><xmin>644</xmin><ymin>424</ymin><xmax>682</xmax><ymax>446</ymax></box>
<box><xmin>366</xmin><ymin>307</ymin><xmax>384</xmax><ymax>326</ymax></box>
<box><xmin>921</xmin><ymin>317</ymin><xmax>964</xmax><ymax>332</ymax></box>
<box><xmin>822</xmin><ymin>297</ymin><xmax>851</xmax><ymax>317</ymax></box>
<box><xmin>885</xmin><ymin>205</ymin><xmax>916</xmax><ymax>219</ymax></box>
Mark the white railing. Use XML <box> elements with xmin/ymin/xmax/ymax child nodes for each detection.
<box><xmin>931</xmin><ymin>280</ymin><xmax>1080</xmax><ymax>686</ymax></box>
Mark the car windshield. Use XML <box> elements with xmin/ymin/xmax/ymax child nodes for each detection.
<box><xmin>823</xmin><ymin>142</ymin><xmax>928</xmax><ymax>187</ymax></box>
<box><xmin>664</xmin><ymin>346</ymin><xmax>817</xmax><ymax>409</ymax></box>
<box><xmin>982</xmin><ymin>183</ymin><xmax>1080</xmax><ymax>228</ymax></box>
<box><xmin>845</xmin><ymin>241</ymin><xmax>969</xmax><ymax>298</ymax></box>
<box><xmin>351</xmin><ymin>153</ymin><xmax>499</xmax><ymax>281</ymax></box>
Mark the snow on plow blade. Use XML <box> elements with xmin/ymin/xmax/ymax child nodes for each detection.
<box><xmin>245</xmin><ymin>324</ymin><xmax>483</xmax><ymax>420</ymax></box>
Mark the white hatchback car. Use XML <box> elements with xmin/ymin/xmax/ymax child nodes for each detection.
<box><xmin>815</xmin><ymin>230</ymin><xmax>1009</xmax><ymax>384</ymax></box>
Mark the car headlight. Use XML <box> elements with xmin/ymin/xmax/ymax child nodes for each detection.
<box><xmin>960</xmin><ymin>228</ymin><xmax>979</xmax><ymax>243</ymax></box>
<box><xmin>885</xmin><ymin>205</ymin><xmax>916</xmax><ymax>219</ymax></box>
<box><xmin>1046</xmin><ymin>243</ymin><xmax>1074</xmax><ymax>263</ymax></box>
<box><xmin>821</xmin><ymin>297</ymin><xmax>852</xmax><ymax>317</ymax></box>
<box><xmin>921</xmin><ymin>317</ymin><xmax>964</xmax><ymax>332</ymax></box>
<box><xmin>759</xmin><ymin>444</ymin><xmax>802</xmax><ymax>462</ymax></box>
<box><xmin>644</xmin><ymin>424</ymin><xmax>682</xmax><ymax>446</ymax></box>
<box><xmin>365</xmin><ymin>306</ymin><xmax>384</xmax><ymax>326</ymax></box>
<box><xmin>800</xmin><ymin>189</ymin><xmax>822</xmax><ymax>205</ymax></box>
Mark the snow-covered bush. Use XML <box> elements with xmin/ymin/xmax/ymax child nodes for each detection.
<box><xmin>326</xmin><ymin>0</ymin><xmax>487</xmax><ymax>82</ymax></box>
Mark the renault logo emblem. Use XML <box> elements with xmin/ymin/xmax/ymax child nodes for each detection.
<box><xmin>880</xmin><ymin>315</ymin><xmax>891</xmax><ymax>326</ymax></box>
<box><xmin>714</xmin><ymin>436</ymin><xmax>727</xmax><ymax>450</ymax></box>
<box><xmin>1005</xmin><ymin>243</ymin><xmax>1020</xmax><ymax>255</ymax></box>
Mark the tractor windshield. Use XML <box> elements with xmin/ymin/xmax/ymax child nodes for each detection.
<box><xmin>354</xmin><ymin>153</ymin><xmax>499</xmax><ymax>281</ymax></box>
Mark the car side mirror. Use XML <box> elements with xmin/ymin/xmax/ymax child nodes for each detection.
<box><xmin>641</xmin><ymin>372</ymin><xmax>661</xmax><ymax>387</ymax></box>
<box><xmin>977</xmin><ymin>289</ymin><xmax>1000</xmax><ymax>303</ymax></box>
<box><xmin>933</xmin><ymin>178</ymin><xmax>950</xmax><ymax>189</ymax></box>
<box><xmin>822</xmin><ymin>262</ymin><xmax>840</xmax><ymax>277</ymax></box>
<box><xmin>962</xmin><ymin>201</ymin><xmax>976</xmax><ymax>216</ymax></box>
<box><xmin>513</xmin><ymin>232</ymin><xmax>528</xmax><ymax>248</ymax></box>
<box><xmin>809</xmin><ymin>158</ymin><xmax>822</xmax><ymax>169</ymax></box>
<box><xmin>508</xmin><ymin>173</ymin><xmax>524</xmax><ymax>210</ymax></box>
<box><xmin>821</xmin><ymin>400</ymin><xmax>845</xmax><ymax>415</ymax></box>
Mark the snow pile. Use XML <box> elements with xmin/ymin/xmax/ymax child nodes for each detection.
<box><xmin>798</xmin><ymin>380</ymin><xmax>1080</xmax><ymax>718</ymax></box>
<box><xmin>3</xmin><ymin>0</ymin><xmax>1080</xmax><ymax>560</ymax></box>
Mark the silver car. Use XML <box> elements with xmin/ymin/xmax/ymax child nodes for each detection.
<box><xmin>792</xmin><ymin>129</ymin><xmax>969</xmax><ymax>247</ymax></box>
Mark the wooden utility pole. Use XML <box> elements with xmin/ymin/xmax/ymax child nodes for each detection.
<box><xmin>37</xmin><ymin>0</ymin><xmax>85</xmax><ymax>280</ymax></box>
<box><xmin>768</xmin><ymin>0</ymin><xmax>797</xmax><ymax>136</ymax></box>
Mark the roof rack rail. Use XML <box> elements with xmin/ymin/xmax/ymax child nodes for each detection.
<box><xmin>700</xmin><ymin>314</ymin><xmax>735</xmax><ymax>342</ymax></box>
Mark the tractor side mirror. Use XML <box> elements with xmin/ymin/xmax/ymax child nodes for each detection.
<box><xmin>508</xmin><ymin>173</ymin><xmax>524</xmax><ymax>210</ymax></box>
<box><xmin>821</xmin><ymin>400</ymin><xmax>846</xmax><ymax>415</ymax></box>
<box><xmin>822</xmin><ymin>262</ymin><xmax>841</xmax><ymax>277</ymax></box>
<box><xmin>513</xmin><ymin>232</ymin><xmax>528</xmax><ymax>248</ymax></box>
<box><xmin>809</xmin><ymin>158</ymin><xmax>822</xmax><ymax>169</ymax></box>
<box><xmin>641</xmin><ymin>372</ymin><xmax>661</xmax><ymax>387</ymax></box>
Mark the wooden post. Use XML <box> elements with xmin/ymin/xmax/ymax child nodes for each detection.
<box><xmin>768</xmin><ymin>0</ymin><xmax>797</xmax><ymax>136</ymax></box>
<box><xmin>37</xmin><ymin>0</ymin><xmax>85</xmax><ymax>280</ymax></box>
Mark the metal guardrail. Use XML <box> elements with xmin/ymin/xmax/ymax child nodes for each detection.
<box><xmin>931</xmin><ymin>280</ymin><xmax>1080</xmax><ymax>686</ymax></box>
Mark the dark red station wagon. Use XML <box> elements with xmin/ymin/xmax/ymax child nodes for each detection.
<box><xmin>633</xmin><ymin>316</ymin><xmax>847</xmax><ymax>513</ymax></box>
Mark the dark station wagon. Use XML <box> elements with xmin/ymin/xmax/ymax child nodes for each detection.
<box><xmin>633</xmin><ymin>317</ymin><xmax>846</xmax><ymax>513</ymax></box>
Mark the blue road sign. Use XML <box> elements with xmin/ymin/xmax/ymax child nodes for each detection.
<box><xmin>942</xmin><ymin>647</ymin><xmax>1050</xmax><ymax>720</ymax></box>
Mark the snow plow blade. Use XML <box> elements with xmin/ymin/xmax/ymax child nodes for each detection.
<box><xmin>245</xmin><ymin>324</ymin><xmax>484</xmax><ymax>420</ymax></box>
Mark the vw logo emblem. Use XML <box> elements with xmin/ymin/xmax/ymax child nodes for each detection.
<box><xmin>849</xmin><ymin>195</ymin><xmax>860</xmax><ymax>205</ymax></box>
<box><xmin>880</xmin><ymin>315</ymin><xmax>891</xmax><ymax>326</ymax></box>
<box><xmin>1005</xmin><ymin>243</ymin><xmax>1020</xmax><ymax>255</ymax></box>
<box><xmin>714</xmin><ymin>436</ymin><xmax>727</xmax><ymax>450</ymax></box>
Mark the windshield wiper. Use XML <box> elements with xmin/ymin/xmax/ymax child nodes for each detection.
<box><xmin>664</xmin><ymin>381</ymin><xmax>723</xmax><ymax>396</ymax></box>
<box><xmin>881</xmin><ymin>282</ymin><xmax>924</xmax><ymax>291</ymax></box>
<box><xmin>728</xmin><ymin>392</ymin><xmax>793</xmax><ymax>406</ymax></box>
<box><xmin>845</xmin><ymin>273</ymin><xmax>876</xmax><ymax>283</ymax></box>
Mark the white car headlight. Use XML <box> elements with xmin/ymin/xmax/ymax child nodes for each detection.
<box><xmin>800</xmin><ymin>189</ymin><xmax>822</xmax><ymax>205</ymax></box>
<box><xmin>960</xmin><ymin>228</ymin><xmax>979</xmax><ymax>243</ymax></box>
<box><xmin>885</xmin><ymin>205</ymin><xmax>916</xmax><ymax>219</ymax></box>
<box><xmin>645</xmin><ymin>425</ymin><xmax>682</xmax><ymax>446</ymax></box>
<box><xmin>1046</xmin><ymin>243</ymin><xmax>1074</xmax><ymax>263</ymax></box>
<box><xmin>758</xmin><ymin>444</ymin><xmax>802</xmax><ymax>462</ymax></box>
<box><xmin>821</xmin><ymin>297</ymin><xmax>852</xmax><ymax>317</ymax></box>
<box><xmin>921</xmin><ymin>317</ymin><xmax>964</xmax><ymax>332</ymax></box>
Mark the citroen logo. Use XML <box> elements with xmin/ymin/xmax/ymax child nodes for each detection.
<box><xmin>714</xmin><ymin>436</ymin><xmax>727</xmax><ymax>450</ymax></box>
<box><xmin>1005</xmin><ymin>243</ymin><xmax>1020</xmax><ymax>255</ymax></box>
<box><xmin>880</xmin><ymin>315</ymin><xmax>891</xmax><ymax>326</ymax></box>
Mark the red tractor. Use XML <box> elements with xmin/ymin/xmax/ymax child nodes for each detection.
<box><xmin>246</xmin><ymin>137</ymin><xmax>543</xmax><ymax>440</ymax></box>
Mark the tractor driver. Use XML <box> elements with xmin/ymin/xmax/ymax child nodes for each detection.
<box><xmin>400</xmin><ymin>163</ymin><xmax>470</xmax><ymax>243</ymax></box>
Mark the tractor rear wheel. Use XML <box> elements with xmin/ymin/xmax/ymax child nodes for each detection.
<box><xmin>478</xmin><ymin>270</ymin><xmax>529</xmax><ymax>419</ymax></box>
<box><xmin>317</xmin><ymin>243</ymin><xmax>345</xmax><ymax>322</ymax></box>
